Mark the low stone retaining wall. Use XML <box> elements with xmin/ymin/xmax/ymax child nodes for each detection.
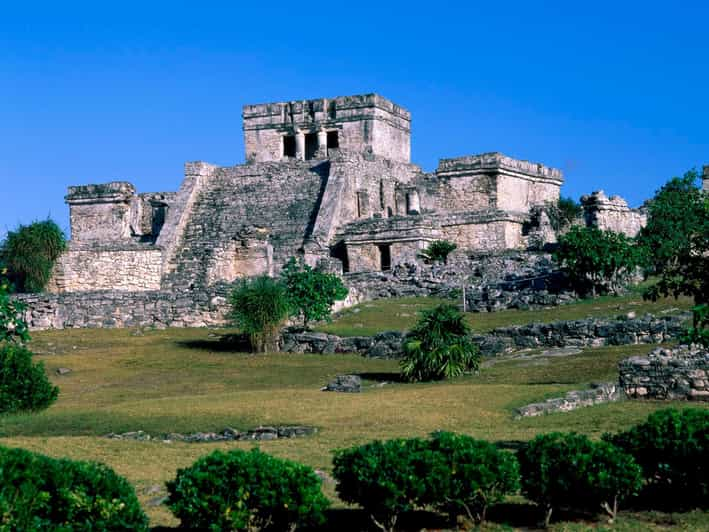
<box><xmin>619</xmin><ymin>344</ymin><xmax>709</xmax><ymax>401</ymax></box>
<box><xmin>15</xmin><ymin>288</ymin><xmax>230</xmax><ymax>330</ymax></box>
<box><xmin>514</xmin><ymin>382</ymin><xmax>621</xmax><ymax>418</ymax></box>
<box><xmin>476</xmin><ymin>313</ymin><xmax>687</xmax><ymax>356</ymax></box>
<box><xmin>281</xmin><ymin>313</ymin><xmax>687</xmax><ymax>358</ymax></box>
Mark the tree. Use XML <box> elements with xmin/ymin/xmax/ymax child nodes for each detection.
<box><xmin>228</xmin><ymin>276</ymin><xmax>291</xmax><ymax>353</ymax></box>
<box><xmin>554</xmin><ymin>226</ymin><xmax>643</xmax><ymax>297</ymax></box>
<box><xmin>400</xmin><ymin>304</ymin><xmax>479</xmax><ymax>382</ymax></box>
<box><xmin>281</xmin><ymin>257</ymin><xmax>348</xmax><ymax>328</ymax></box>
<box><xmin>640</xmin><ymin>171</ymin><xmax>709</xmax><ymax>343</ymax></box>
<box><xmin>0</xmin><ymin>220</ymin><xmax>66</xmax><ymax>293</ymax></box>
<box><xmin>419</xmin><ymin>240</ymin><xmax>457</xmax><ymax>264</ymax></box>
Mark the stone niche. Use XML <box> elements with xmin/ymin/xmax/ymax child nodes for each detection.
<box><xmin>581</xmin><ymin>190</ymin><xmax>647</xmax><ymax>237</ymax></box>
<box><xmin>66</xmin><ymin>182</ymin><xmax>136</xmax><ymax>242</ymax></box>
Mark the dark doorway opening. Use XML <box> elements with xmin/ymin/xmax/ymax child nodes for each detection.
<box><xmin>305</xmin><ymin>133</ymin><xmax>318</xmax><ymax>160</ymax></box>
<box><xmin>330</xmin><ymin>241</ymin><xmax>350</xmax><ymax>273</ymax></box>
<box><xmin>327</xmin><ymin>131</ymin><xmax>339</xmax><ymax>151</ymax></box>
<box><xmin>378</xmin><ymin>244</ymin><xmax>391</xmax><ymax>271</ymax></box>
<box><xmin>283</xmin><ymin>135</ymin><xmax>296</xmax><ymax>158</ymax></box>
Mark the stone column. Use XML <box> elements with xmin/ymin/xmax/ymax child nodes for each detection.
<box><xmin>703</xmin><ymin>165</ymin><xmax>709</xmax><ymax>192</ymax></box>
<box><xmin>406</xmin><ymin>189</ymin><xmax>421</xmax><ymax>214</ymax></box>
<box><xmin>295</xmin><ymin>129</ymin><xmax>305</xmax><ymax>160</ymax></box>
<box><xmin>317</xmin><ymin>128</ymin><xmax>328</xmax><ymax>158</ymax></box>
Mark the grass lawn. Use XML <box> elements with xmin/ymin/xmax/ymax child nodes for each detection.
<box><xmin>1</xmin><ymin>310</ymin><xmax>707</xmax><ymax>529</ymax></box>
<box><xmin>315</xmin><ymin>292</ymin><xmax>693</xmax><ymax>337</ymax></box>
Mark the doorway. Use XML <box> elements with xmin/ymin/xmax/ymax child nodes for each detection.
<box><xmin>378</xmin><ymin>244</ymin><xmax>391</xmax><ymax>271</ymax></box>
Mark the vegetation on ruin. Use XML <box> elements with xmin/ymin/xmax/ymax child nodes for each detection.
<box><xmin>546</xmin><ymin>196</ymin><xmax>583</xmax><ymax>231</ymax></box>
<box><xmin>281</xmin><ymin>257</ymin><xmax>348</xmax><ymax>328</ymax></box>
<box><xmin>228</xmin><ymin>275</ymin><xmax>291</xmax><ymax>353</ymax></box>
<box><xmin>0</xmin><ymin>219</ymin><xmax>66</xmax><ymax>293</ymax></box>
<box><xmin>419</xmin><ymin>240</ymin><xmax>458</xmax><ymax>264</ymax></box>
<box><xmin>554</xmin><ymin>226</ymin><xmax>644</xmax><ymax>296</ymax></box>
<box><xmin>400</xmin><ymin>304</ymin><xmax>479</xmax><ymax>382</ymax></box>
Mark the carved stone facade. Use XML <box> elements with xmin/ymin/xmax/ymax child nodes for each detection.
<box><xmin>48</xmin><ymin>93</ymin><xmax>567</xmax><ymax>295</ymax></box>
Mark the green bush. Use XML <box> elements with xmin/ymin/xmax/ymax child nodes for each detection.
<box><xmin>0</xmin><ymin>446</ymin><xmax>148</xmax><ymax>531</ymax></box>
<box><xmin>0</xmin><ymin>219</ymin><xmax>66</xmax><ymax>293</ymax></box>
<box><xmin>604</xmin><ymin>408</ymin><xmax>709</xmax><ymax>509</ymax></box>
<box><xmin>0</xmin><ymin>268</ymin><xmax>29</xmax><ymax>344</ymax></box>
<box><xmin>228</xmin><ymin>276</ymin><xmax>291</xmax><ymax>352</ymax></box>
<box><xmin>519</xmin><ymin>432</ymin><xmax>642</xmax><ymax>526</ymax></box>
<box><xmin>545</xmin><ymin>196</ymin><xmax>582</xmax><ymax>231</ymax></box>
<box><xmin>420</xmin><ymin>240</ymin><xmax>457</xmax><ymax>264</ymax></box>
<box><xmin>0</xmin><ymin>343</ymin><xmax>58</xmax><ymax>414</ymax></box>
<box><xmin>167</xmin><ymin>448</ymin><xmax>329</xmax><ymax>532</ymax></box>
<box><xmin>281</xmin><ymin>257</ymin><xmax>348</xmax><ymax>328</ymax></box>
<box><xmin>554</xmin><ymin>226</ymin><xmax>643</xmax><ymax>296</ymax></box>
<box><xmin>428</xmin><ymin>432</ymin><xmax>519</xmax><ymax>524</ymax></box>
<box><xmin>333</xmin><ymin>437</ymin><xmax>435</xmax><ymax>532</ymax></box>
<box><xmin>401</xmin><ymin>304</ymin><xmax>479</xmax><ymax>382</ymax></box>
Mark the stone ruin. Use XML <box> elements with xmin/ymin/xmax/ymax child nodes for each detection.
<box><xmin>580</xmin><ymin>190</ymin><xmax>647</xmax><ymax>237</ymax></box>
<box><xmin>17</xmin><ymin>93</ymin><xmax>669</xmax><ymax>329</ymax></box>
<box><xmin>48</xmin><ymin>93</ymin><xmax>565</xmax><ymax>295</ymax></box>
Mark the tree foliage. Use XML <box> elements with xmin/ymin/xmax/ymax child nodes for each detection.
<box><xmin>281</xmin><ymin>257</ymin><xmax>348</xmax><ymax>328</ymax></box>
<box><xmin>640</xmin><ymin>171</ymin><xmax>709</xmax><ymax>342</ymax></box>
<box><xmin>228</xmin><ymin>276</ymin><xmax>291</xmax><ymax>352</ymax></box>
<box><xmin>401</xmin><ymin>304</ymin><xmax>479</xmax><ymax>382</ymax></box>
<box><xmin>604</xmin><ymin>408</ymin><xmax>709</xmax><ymax>510</ymax></box>
<box><xmin>419</xmin><ymin>240</ymin><xmax>457</xmax><ymax>264</ymax></box>
<box><xmin>0</xmin><ymin>269</ymin><xmax>29</xmax><ymax>344</ymax></box>
<box><xmin>519</xmin><ymin>432</ymin><xmax>642</xmax><ymax>526</ymax></box>
<box><xmin>554</xmin><ymin>226</ymin><xmax>643</xmax><ymax>296</ymax></box>
<box><xmin>546</xmin><ymin>196</ymin><xmax>582</xmax><ymax>231</ymax></box>
<box><xmin>0</xmin><ymin>446</ymin><xmax>148</xmax><ymax>531</ymax></box>
<box><xmin>167</xmin><ymin>448</ymin><xmax>329</xmax><ymax>531</ymax></box>
<box><xmin>0</xmin><ymin>343</ymin><xmax>58</xmax><ymax>414</ymax></box>
<box><xmin>0</xmin><ymin>219</ymin><xmax>66</xmax><ymax>293</ymax></box>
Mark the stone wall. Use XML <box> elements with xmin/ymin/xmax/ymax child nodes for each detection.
<box><xmin>619</xmin><ymin>344</ymin><xmax>709</xmax><ymax>401</ymax></box>
<box><xmin>49</xmin><ymin>244</ymin><xmax>162</xmax><ymax>292</ymax></box>
<box><xmin>478</xmin><ymin>313</ymin><xmax>687</xmax><ymax>356</ymax></box>
<box><xmin>581</xmin><ymin>190</ymin><xmax>647</xmax><ymax>237</ymax></box>
<box><xmin>703</xmin><ymin>165</ymin><xmax>709</xmax><ymax>192</ymax></box>
<box><xmin>16</xmin><ymin>288</ymin><xmax>230</xmax><ymax>330</ymax></box>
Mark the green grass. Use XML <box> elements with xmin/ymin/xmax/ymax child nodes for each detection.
<box><xmin>0</xmin><ymin>318</ymin><xmax>706</xmax><ymax>529</ymax></box>
<box><xmin>316</xmin><ymin>292</ymin><xmax>693</xmax><ymax>336</ymax></box>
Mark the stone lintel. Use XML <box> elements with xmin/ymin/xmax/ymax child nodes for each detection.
<box><xmin>436</xmin><ymin>152</ymin><xmax>563</xmax><ymax>183</ymax></box>
<box><xmin>65</xmin><ymin>181</ymin><xmax>135</xmax><ymax>205</ymax></box>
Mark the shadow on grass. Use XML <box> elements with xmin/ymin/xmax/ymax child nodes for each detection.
<box><xmin>356</xmin><ymin>372</ymin><xmax>407</xmax><ymax>384</ymax></box>
<box><xmin>177</xmin><ymin>333</ymin><xmax>250</xmax><ymax>353</ymax></box>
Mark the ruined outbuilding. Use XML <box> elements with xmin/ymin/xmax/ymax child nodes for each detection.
<box><xmin>50</xmin><ymin>93</ymin><xmax>568</xmax><ymax>293</ymax></box>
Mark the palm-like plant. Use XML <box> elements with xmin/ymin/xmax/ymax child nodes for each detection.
<box><xmin>400</xmin><ymin>304</ymin><xmax>479</xmax><ymax>382</ymax></box>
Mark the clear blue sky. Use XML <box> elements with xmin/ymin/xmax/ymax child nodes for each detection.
<box><xmin>2</xmin><ymin>1</ymin><xmax>707</xmax><ymax>239</ymax></box>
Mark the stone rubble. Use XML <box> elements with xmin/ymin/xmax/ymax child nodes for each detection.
<box><xmin>105</xmin><ymin>425</ymin><xmax>317</xmax><ymax>443</ymax></box>
<box><xmin>514</xmin><ymin>382</ymin><xmax>621</xmax><ymax>418</ymax></box>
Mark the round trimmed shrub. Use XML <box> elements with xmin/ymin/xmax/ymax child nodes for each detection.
<box><xmin>604</xmin><ymin>408</ymin><xmax>709</xmax><ymax>509</ymax></box>
<box><xmin>400</xmin><ymin>304</ymin><xmax>479</xmax><ymax>382</ymax></box>
<box><xmin>333</xmin><ymin>437</ymin><xmax>435</xmax><ymax>532</ymax></box>
<box><xmin>167</xmin><ymin>448</ymin><xmax>329</xmax><ymax>531</ymax></box>
<box><xmin>429</xmin><ymin>431</ymin><xmax>519</xmax><ymax>523</ymax></box>
<box><xmin>0</xmin><ymin>446</ymin><xmax>148</xmax><ymax>531</ymax></box>
<box><xmin>0</xmin><ymin>343</ymin><xmax>58</xmax><ymax>414</ymax></box>
<box><xmin>519</xmin><ymin>432</ymin><xmax>642</xmax><ymax>526</ymax></box>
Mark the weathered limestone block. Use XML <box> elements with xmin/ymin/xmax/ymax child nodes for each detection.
<box><xmin>581</xmin><ymin>190</ymin><xmax>647</xmax><ymax>237</ymax></box>
<box><xmin>66</xmin><ymin>182</ymin><xmax>135</xmax><ymax>241</ymax></box>
<box><xmin>515</xmin><ymin>382</ymin><xmax>621</xmax><ymax>418</ymax></box>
